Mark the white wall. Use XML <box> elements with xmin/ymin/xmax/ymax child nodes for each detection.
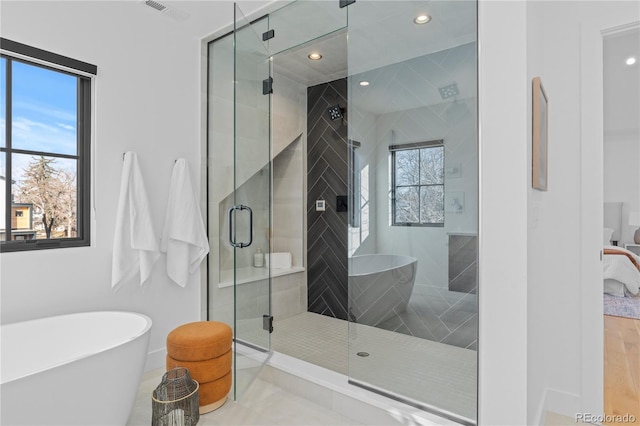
<box><xmin>0</xmin><ymin>1</ymin><xmax>206</xmax><ymax>370</ymax></box>
<box><xmin>372</xmin><ymin>97</ymin><xmax>478</xmax><ymax>288</ymax></box>
<box><xmin>477</xmin><ymin>1</ymin><xmax>529</xmax><ymax>424</ymax></box>
<box><xmin>526</xmin><ymin>1</ymin><xmax>547</xmax><ymax>423</ymax></box>
<box><xmin>524</xmin><ymin>1</ymin><xmax>640</xmax><ymax>423</ymax></box>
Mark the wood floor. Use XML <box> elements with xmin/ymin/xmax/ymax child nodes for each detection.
<box><xmin>604</xmin><ymin>314</ymin><xmax>640</xmax><ymax>424</ymax></box>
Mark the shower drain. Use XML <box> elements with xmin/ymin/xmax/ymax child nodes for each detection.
<box><xmin>356</xmin><ymin>352</ymin><xmax>370</xmax><ymax>357</ymax></box>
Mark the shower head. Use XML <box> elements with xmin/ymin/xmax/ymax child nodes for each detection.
<box><xmin>327</xmin><ymin>105</ymin><xmax>344</xmax><ymax>121</ymax></box>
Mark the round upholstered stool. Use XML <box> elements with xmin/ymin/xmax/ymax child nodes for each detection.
<box><xmin>166</xmin><ymin>321</ymin><xmax>232</xmax><ymax>414</ymax></box>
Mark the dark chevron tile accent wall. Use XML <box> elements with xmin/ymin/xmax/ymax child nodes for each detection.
<box><xmin>305</xmin><ymin>77</ymin><xmax>477</xmax><ymax>351</ymax></box>
<box><xmin>307</xmin><ymin>78</ymin><xmax>349</xmax><ymax>320</ymax></box>
<box><xmin>448</xmin><ymin>234</ymin><xmax>478</xmax><ymax>294</ymax></box>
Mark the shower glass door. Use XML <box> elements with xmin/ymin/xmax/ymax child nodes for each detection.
<box><xmin>346</xmin><ymin>1</ymin><xmax>478</xmax><ymax>424</ymax></box>
<box><xmin>232</xmin><ymin>4</ymin><xmax>272</xmax><ymax>401</ymax></box>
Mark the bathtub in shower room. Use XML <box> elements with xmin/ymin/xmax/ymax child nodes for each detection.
<box><xmin>349</xmin><ymin>254</ymin><xmax>417</xmax><ymax>326</ymax></box>
<box><xmin>1</xmin><ymin>311</ymin><xmax>152</xmax><ymax>426</ymax></box>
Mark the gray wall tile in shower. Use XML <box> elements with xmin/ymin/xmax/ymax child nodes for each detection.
<box><xmin>448</xmin><ymin>234</ymin><xmax>478</xmax><ymax>294</ymax></box>
<box><xmin>307</xmin><ymin>78</ymin><xmax>349</xmax><ymax>320</ymax></box>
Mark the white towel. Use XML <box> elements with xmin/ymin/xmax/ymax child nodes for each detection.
<box><xmin>111</xmin><ymin>152</ymin><xmax>160</xmax><ymax>292</ymax></box>
<box><xmin>160</xmin><ymin>159</ymin><xmax>209</xmax><ymax>287</ymax></box>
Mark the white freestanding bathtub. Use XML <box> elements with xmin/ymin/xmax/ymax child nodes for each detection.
<box><xmin>1</xmin><ymin>311</ymin><xmax>152</xmax><ymax>426</ymax></box>
<box><xmin>349</xmin><ymin>254</ymin><xmax>418</xmax><ymax>326</ymax></box>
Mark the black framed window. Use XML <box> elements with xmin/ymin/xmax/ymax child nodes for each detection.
<box><xmin>390</xmin><ymin>140</ymin><xmax>444</xmax><ymax>227</ymax></box>
<box><xmin>348</xmin><ymin>141</ymin><xmax>370</xmax><ymax>255</ymax></box>
<box><xmin>1</xmin><ymin>39</ymin><xmax>95</xmax><ymax>251</ymax></box>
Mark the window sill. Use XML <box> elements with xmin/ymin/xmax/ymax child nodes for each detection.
<box><xmin>0</xmin><ymin>239</ymin><xmax>89</xmax><ymax>252</ymax></box>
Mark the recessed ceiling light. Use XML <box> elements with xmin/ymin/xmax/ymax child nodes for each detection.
<box><xmin>308</xmin><ymin>52</ymin><xmax>322</xmax><ymax>60</ymax></box>
<box><xmin>626</xmin><ymin>56</ymin><xmax>637</xmax><ymax>66</ymax></box>
<box><xmin>414</xmin><ymin>14</ymin><xmax>431</xmax><ymax>24</ymax></box>
<box><xmin>359</xmin><ymin>81</ymin><xmax>370</xmax><ymax>86</ymax></box>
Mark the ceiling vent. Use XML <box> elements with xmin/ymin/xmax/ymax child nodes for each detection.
<box><xmin>145</xmin><ymin>0</ymin><xmax>166</xmax><ymax>12</ymax></box>
<box><xmin>438</xmin><ymin>82</ymin><xmax>459</xmax><ymax>100</ymax></box>
<box><xmin>142</xmin><ymin>1</ymin><xmax>189</xmax><ymax>21</ymax></box>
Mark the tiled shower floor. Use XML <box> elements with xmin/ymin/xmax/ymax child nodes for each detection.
<box><xmin>129</xmin><ymin>312</ymin><xmax>476</xmax><ymax>424</ymax></box>
<box><xmin>273</xmin><ymin>311</ymin><xmax>348</xmax><ymax>374</ymax></box>
<box><xmin>273</xmin><ymin>312</ymin><xmax>477</xmax><ymax>421</ymax></box>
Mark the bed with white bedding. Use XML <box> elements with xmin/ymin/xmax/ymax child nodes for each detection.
<box><xmin>603</xmin><ymin>245</ymin><xmax>640</xmax><ymax>297</ymax></box>
<box><xmin>602</xmin><ymin>203</ymin><xmax>640</xmax><ymax>298</ymax></box>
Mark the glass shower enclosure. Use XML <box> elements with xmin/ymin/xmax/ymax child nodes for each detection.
<box><xmin>207</xmin><ymin>5</ymin><xmax>274</xmax><ymax>401</ymax></box>
<box><xmin>208</xmin><ymin>1</ymin><xmax>478</xmax><ymax>422</ymax></box>
<box><xmin>346</xmin><ymin>3</ymin><xmax>478</xmax><ymax>422</ymax></box>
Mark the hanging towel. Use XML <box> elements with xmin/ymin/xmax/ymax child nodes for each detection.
<box><xmin>111</xmin><ymin>152</ymin><xmax>160</xmax><ymax>292</ymax></box>
<box><xmin>160</xmin><ymin>159</ymin><xmax>209</xmax><ymax>287</ymax></box>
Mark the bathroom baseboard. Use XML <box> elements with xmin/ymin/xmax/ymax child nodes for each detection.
<box><xmin>534</xmin><ymin>388</ymin><xmax>581</xmax><ymax>425</ymax></box>
<box><xmin>145</xmin><ymin>347</ymin><xmax>167</xmax><ymax>372</ymax></box>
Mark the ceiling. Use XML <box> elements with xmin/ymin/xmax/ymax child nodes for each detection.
<box><xmin>270</xmin><ymin>1</ymin><xmax>477</xmax><ymax>116</ymax></box>
<box><xmin>273</xmin><ymin>30</ymin><xmax>349</xmax><ymax>88</ymax></box>
<box><xmin>132</xmin><ymin>0</ymin><xmax>637</xmax><ymax>126</ymax></box>
<box><xmin>138</xmin><ymin>0</ymin><xmax>478</xmax><ymax>116</ymax></box>
<box><xmin>604</xmin><ymin>28</ymin><xmax>640</xmax><ymax>141</ymax></box>
<box><xmin>137</xmin><ymin>0</ymin><xmax>271</xmax><ymax>39</ymax></box>
<box><xmin>273</xmin><ymin>34</ymin><xmax>476</xmax><ymax>116</ymax></box>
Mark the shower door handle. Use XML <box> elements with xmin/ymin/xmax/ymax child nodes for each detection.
<box><xmin>242</xmin><ymin>205</ymin><xmax>253</xmax><ymax>248</ymax></box>
<box><xmin>228</xmin><ymin>205</ymin><xmax>253</xmax><ymax>248</ymax></box>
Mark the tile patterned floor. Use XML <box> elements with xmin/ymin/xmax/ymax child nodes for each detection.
<box><xmin>377</xmin><ymin>284</ymin><xmax>478</xmax><ymax>350</ymax></box>
<box><xmin>273</xmin><ymin>312</ymin><xmax>477</xmax><ymax>422</ymax></box>
<box><xmin>130</xmin><ymin>312</ymin><xmax>476</xmax><ymax>425</ymax></box>
<box><xmin>273</xmin><ymin>310</ymin><xmax>348</xmax><ymax>374</ymax></box>
<box><xmin>128</xmin><ymin>367</ymin><xmax>362</xmax><ymax>426</ymax></box>
<box><xmin>544</xmin><ymin>411</ymin><xmax>580</xmax><ymax>425</ymax></box>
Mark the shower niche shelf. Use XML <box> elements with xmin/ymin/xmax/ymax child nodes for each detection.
<box><xmin>218</xmin><ymin>266</ymin><xmax>305</xmax><ymax>288</ymax></box>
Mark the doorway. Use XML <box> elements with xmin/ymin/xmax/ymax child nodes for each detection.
<box><xmin>602</xmin><ymin>25</ymin><xmax>640</xmax><ymax>421</ymax></box>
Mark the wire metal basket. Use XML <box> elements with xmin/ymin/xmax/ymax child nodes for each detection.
<box><xmin>152</xmin><ymin>367</ymin><xmax>199</xmax><ymax>426</ymax></box>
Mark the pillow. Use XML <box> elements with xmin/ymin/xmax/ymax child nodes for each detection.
<box><xmin>603</xmin><ymin>228</ymin><xmax>614</xmax><ymax>246</ymax></box>
<box><xmin>604</xmin><ymin>279</ymin><xmax>625</xmax><ymax>297</ymax></box>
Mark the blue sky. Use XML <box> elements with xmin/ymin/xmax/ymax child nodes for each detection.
<box><xmin>1</xmin><ymin>57</ymin><xmax>78</xmax><ymax>184</ymax></box>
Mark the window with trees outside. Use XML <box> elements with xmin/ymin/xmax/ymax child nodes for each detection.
<box><xmin>390</xmin><ymin>140</ymin><xmax>444</xmax><ymax>227</ymax></box>
<box><xmin>1</xmin><ymin>39</ymin><xmax>95</xmax><ymax>251</ymax></box>
<box><xmin>348</xmin><ymin>142</ymin><xmax>369</xmax><ymax>256</ymax></box>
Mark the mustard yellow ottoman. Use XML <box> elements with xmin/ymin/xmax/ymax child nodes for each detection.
<box><xmin>166</xmin><ymin>321</ymin><xmax>232</xmax><ymax>414</ymax></box>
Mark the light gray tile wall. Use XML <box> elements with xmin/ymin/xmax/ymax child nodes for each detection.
<box><xmin>272</xmin><ymin>272</ymin><xmax>306</xmax><ymax>320</ymax></box>
<box><xmin>208</xmin><ymin>43</ymin><xmax>307</xmax><ymax>323</ymax></box>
